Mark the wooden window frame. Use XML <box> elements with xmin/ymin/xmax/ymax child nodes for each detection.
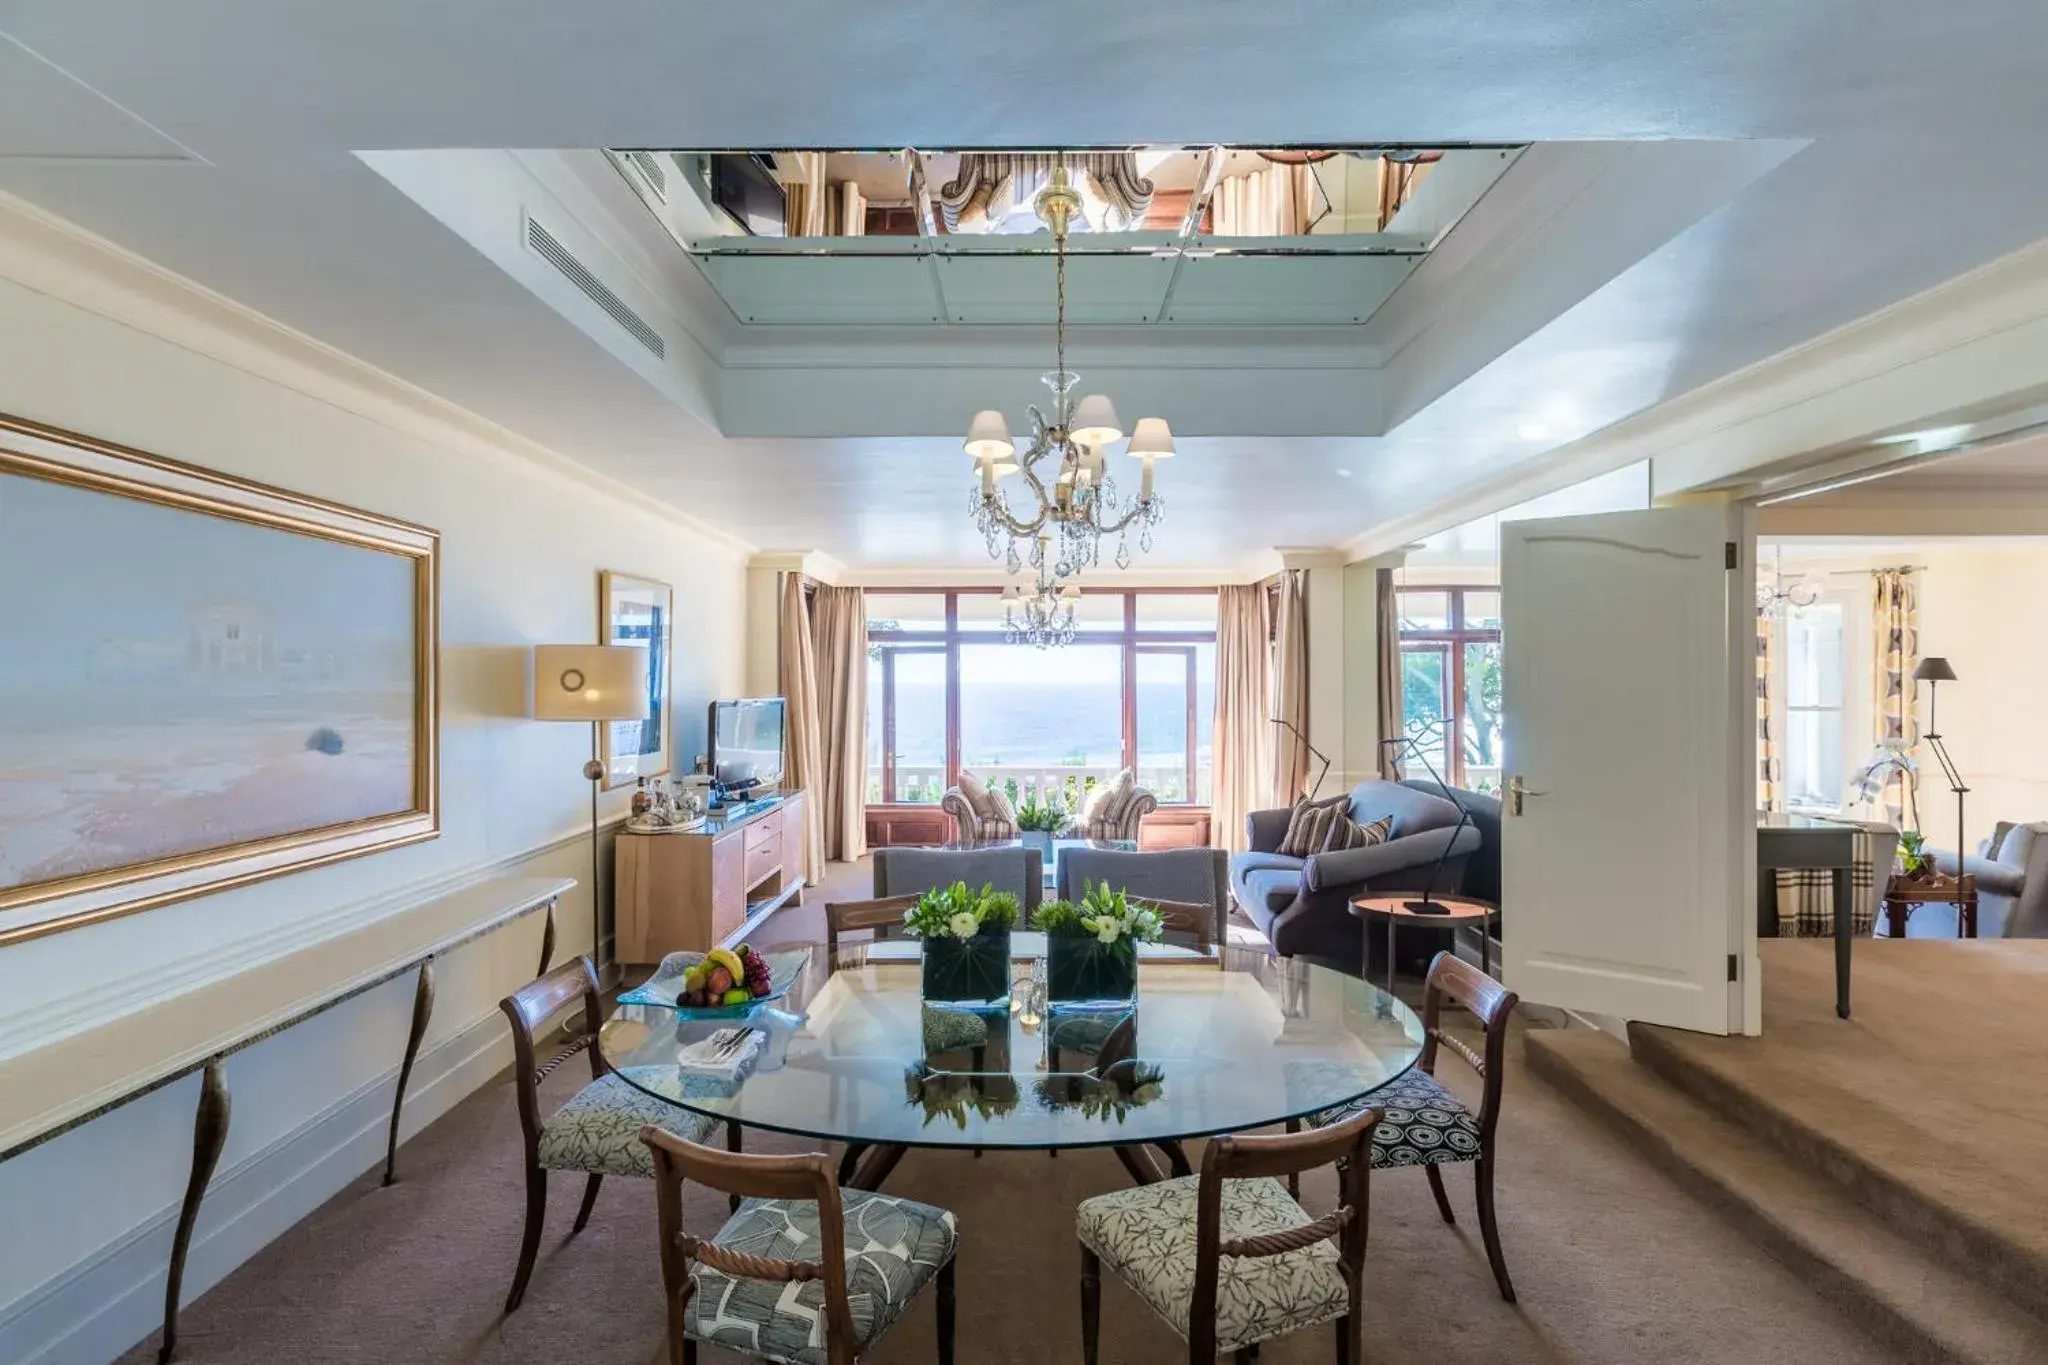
<box><xmin>1396</xmin><ymin>585</ymin><xmax>1502</xmax><ymax>789</ymax></box>
<box><xmin>864</xmin><ymin>588</ymin><xmax>1216</xmax><ymax>809</ymax></box>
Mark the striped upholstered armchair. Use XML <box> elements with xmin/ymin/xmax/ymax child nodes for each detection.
<box><xmin>940</xmin><ymin>770</ymin><xmax>1019</xmax><ymax>840</ymax></box>
<box><xmin>1065</xmin><ymin>768</ymin><xmax>1157</xmax><ymax>841</ymax></box>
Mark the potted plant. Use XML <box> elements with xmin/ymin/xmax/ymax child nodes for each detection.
<box><xmin>904</xmin><ymin>881</ymin><xmax>1018</xmax><ymax>1006</ymax></box>
<box><xmin>1897</xmin><ymin>830</ymin><xmax>1937</xmax><ymax>882</ymax></box>
<box><xmin>1036</xmin><ymin>882</ymin><xmax>1163</xmax><ymax>1003</ymax></box>
<box><xmin>1014</xmin><ymin>790</ymin><xmax>1067</xmax><ymax>859</ymax></box>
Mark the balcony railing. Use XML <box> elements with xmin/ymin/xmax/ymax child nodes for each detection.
<box><xmin>868</xmin><ymin>761</ymin><xmax>1209</xmax><ymax>810</ymax></box>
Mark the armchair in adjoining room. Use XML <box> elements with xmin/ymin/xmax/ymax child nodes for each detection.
<box><xmin>1228</xmin><ymin>779</ymin><xmax>1484</xmax><ymax>975</ymax></box>
<box><xmin>1931</xmin><ymin>820</ymin><xmax>2048</xmax><ymax>938</ymax></box>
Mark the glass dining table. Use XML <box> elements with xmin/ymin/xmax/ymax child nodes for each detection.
<box><xmin>598</xmin><ymin>939</ymin><xmax>1425</xmax><ymax>1190</ymax></box>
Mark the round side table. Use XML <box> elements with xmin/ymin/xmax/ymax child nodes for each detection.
<box><xmin>1349</xmin><ymin>895</ymin><xmax>1498</xmax><ymax>994</ymax></box>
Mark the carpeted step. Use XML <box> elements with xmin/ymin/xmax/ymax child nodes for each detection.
<box><xmin>1527</xmin><ymin>1030</ymin><xmax>2048</xmax><ymax>1365</ymax></box>
<box><xmin>1627</xmin><ymin>1020</ymin><xmax>2048</xmax><ymax>1326</ymax></box>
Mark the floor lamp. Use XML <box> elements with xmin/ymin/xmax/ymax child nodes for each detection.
<box><xmin>1912</xmin><ymin>656</ymin><xmax>1967</xmax><ymax>857</ymax></box>
<box><xmin>533</xmin><ymin>644</ymin><xmax>650</xmax><ymax>994</ymax></box>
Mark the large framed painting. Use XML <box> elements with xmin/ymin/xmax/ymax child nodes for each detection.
<box><xmin>0</xmin><ymin>414</ymin><xmax>439</xmax><ymax>946</ymax></box>
<box><xmin>599</xmin><ymin>570</ymin><xmax>672</xmax><ymax>789</ymax></box>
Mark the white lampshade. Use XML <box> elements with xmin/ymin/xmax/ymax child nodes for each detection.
<box><xmin>532</xmin><ymin>644</ymin><xmax>650</xmax><ymax>721</ymax></box>
<box><xmin>964</xmin><ymin>410</ymin><xmax>1016</xmax><ymax>462</ymax></box>
<box><xmin>1126</xmin><ymin>416</ymin><xmax>1176</xmax><ymax>459</ymax></box>
<box><xmin>1059</xmin><ymin>582</ymin><xmax>1082</xmax><ymax>602</ymax></box>
<box><xmin>1068</xmin><ymin>394</ymin><xmax>1123</xmax><ymax>447</ymax></box>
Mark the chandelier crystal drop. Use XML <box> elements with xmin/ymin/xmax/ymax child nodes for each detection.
<box><xmin>1757</xmin><ymin>545</ymin><xmax>1821</xmax><ymax>616</ymax></box>
<box><xmin>1002</xmin><ymin>539</ymin><xmax>1081</xmax><ymax>649</ymax></box>
<box><xmin>964</xmin><ymin>159</ymin><xmax>1174</xmax><ymax>637</ymax></box>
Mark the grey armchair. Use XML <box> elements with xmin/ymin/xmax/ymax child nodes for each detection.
<box><xmin>1932</xmin><ymin>820</ymin><xmax>2048</xmax><ymax>938</ymax></box>
<box><xmin>872</xmin><ymin>845</ymin><xmax>1044</xmax><ymax>918</ymax></box>
<box><xmin>1053</xmin><ymin>846</ymin><xmax>1229</xmax><ymax>952</ymax></box>
<box><xmin>1229</xmin><ymin>779</ymin><xmax>1483</xmax><ymax>974</ymax></box>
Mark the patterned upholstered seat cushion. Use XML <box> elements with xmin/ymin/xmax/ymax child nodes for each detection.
<box><xmin>685</xmin><ymin>1191</ymin><xmax>957</xmax><ymax>1365</ymax></box>
<box><xmin>1076</xmin><ymin>1175</ymin><xmax>1350</xmax><ymax>1353</ymax></box>
<box><xmin>536</xmin><ymin>1070</ymin><xmax>715</xmax><ymax>1178</ymax></box>
<box><xmin>1311</xmin><ymin>1067</ymin><xmax>1483</xmax><ymax>1168</ymax></box>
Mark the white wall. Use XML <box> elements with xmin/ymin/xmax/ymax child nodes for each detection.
<box><xmin>0</xmin><ymin>205</ymin><xmax>747</xmax><ymax>1364</ymax></box>
<box><xmin>1770</xmin><ymin>538</ymin><xmax>2048</xmax><ymax>853</ymax></box>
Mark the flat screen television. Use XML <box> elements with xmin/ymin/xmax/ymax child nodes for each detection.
<box><xmin>709</xmin><ymin>154</ymin><xmax>787</xmax><ymax>237</ymax></box>
<box><xmin>708</xmin><ymin>697</ymin><xmax>786</xmax><ymax>795</ymax></box>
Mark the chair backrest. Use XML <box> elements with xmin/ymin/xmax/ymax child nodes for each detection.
<box><xmin>824</xmin><ymin>894</ymin><xmax>920</xmax><ymax>957</ymax></box>
<box><xmin>1185</xmin><ymin>1105</ymin><xmax>1379</xmax><ymax>1360</ymax></box>
<box><xmin>1054</xmin><ymin>847</ymin><xmax>1227</xmax><ymax>946</ymax></box>
<box><xmin>1126</xmin><ymin>896</ymin><xmax>1221</xmax><ymax>959</ymax></box>
<box><xmin>873</xmin><ymin>845</ymin><xmax>1043</xmax><ymax>915</ymax></box>
<box><xmin>498</xmin><ymin>956</ymin><xmax>606</xmax><ymax>1153</ymax></box>
<box><xmin>1419</xmin><ymin>950</ymin><xmax>1518</xmax><ymax>1142</ymax></box>
<box><xmin>640</xmin><ymin>1125</ymin><xmax>861</xmax><ymax>1365</ymax></box>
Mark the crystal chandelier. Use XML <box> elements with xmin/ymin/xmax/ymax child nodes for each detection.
<box><xmin>1001</xmin><ymin>537</ymin><xmax>1081</xmax><ymax>648</ymax></box>
<box><xmin>1757</xmin><ymin>545</ymin><xmax>1820</xmax><ymax>616</ymax></box>
<box><xmin>963</xmin><ymin>161</ymin><xmax>1173</xmax><ymax>585</ymax></box>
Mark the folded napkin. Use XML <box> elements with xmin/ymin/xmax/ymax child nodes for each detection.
<box><xmin>677</xmin><ymin>1027</ymin><xmax>765</xmax><ymax>1083</ymax></box>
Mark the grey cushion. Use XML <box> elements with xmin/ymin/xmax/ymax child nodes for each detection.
<box><xmin>686</xmin><ymin>1191</ymin><xmax>956</xmax><ymax>1365</ymax></box>
<box><xmin>1237</xmin><ymin>864</ymin><xmax>1306</xmax><ymax>918</ymax></box>
<box><xmin>1053</xmin><ymin>847</ymin><xmax>1229</xmax><ymax>946</ymax></box>
<box><xmin>1345</xmin><ymin>779</ymin><xmax>1461</xmax><ymax>839</ymax></box>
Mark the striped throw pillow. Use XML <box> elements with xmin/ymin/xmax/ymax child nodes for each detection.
<box><xmin>1324</xmin><ymin>813</ymin><xmax>1393</xmax><ymax>853</ymax></box>
<box><xmin>1277</xmin><ymin>795</ymin><xmax>1353</xmax><ymax>856</ymax></box>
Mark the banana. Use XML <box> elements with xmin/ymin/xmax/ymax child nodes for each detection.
<box><xmin>706</xmin><ymin>947</ymin><xmax>744</xmax><ymax>978</ymax></box>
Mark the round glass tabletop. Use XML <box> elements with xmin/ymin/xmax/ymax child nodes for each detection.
<box><xmin>598</xmin><ymin>942</ymin><xmax>1424</xmax><ymax>1152</ymax></box>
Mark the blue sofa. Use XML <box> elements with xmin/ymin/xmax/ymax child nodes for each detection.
<box><xmin>1228</xmin><ymin>778</ymin><xmax>1484</xmax><ymax>973</ymax></box>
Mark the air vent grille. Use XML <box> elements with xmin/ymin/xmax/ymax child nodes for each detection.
<box><xmin>627</xmin><ymin>150</ymin><xmax>667</xmax><ymax>199</ymax></box>
<box><xmin>525</xmin><ymin>217</ymin><xmax>666</xmax><ymax>361</ymax></box>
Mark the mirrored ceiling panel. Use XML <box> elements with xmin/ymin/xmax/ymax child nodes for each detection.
<box><xmin>614</xmin><ymin>145</ymin><xmax>1522</xmax><ymax>328</ymax></box>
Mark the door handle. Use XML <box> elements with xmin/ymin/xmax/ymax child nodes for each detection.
<box><xmin>1507</xmin><ymin>774</ymin><xmax>1546</xmax><ymax>817</ymax></box>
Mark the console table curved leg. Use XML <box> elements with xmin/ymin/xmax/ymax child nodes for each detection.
<box><xmin>383</xmin><ymin>958</ymin><xmax>436</xmax><ymax>1186</ymax></box>
<box><xmin>537</xmin><ymin>899</ymin><xmax>557</xmax><ymax>976</ymax></box>
<box><xmin>160</xmin><ymin>1059</ymin><xmax>230</xmax><ymax>1364</ymax></box>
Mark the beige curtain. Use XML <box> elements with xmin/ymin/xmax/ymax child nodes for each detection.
<box><xmin>1871</xmin><ymin>570</ymin><xmax>1921</xmax><ymax>828</ymax></box>
<box><xmin>1756</xmin><ymin>604</ymin><xmax>1779</xmax><ymax>813</ymax></box>
<box><xmin>1375</xmin><ymin>568</ymin><xmax>1404</xmax><ymax>779</ymax></box>
<box><xmin>811</xmin><ymin>584</ymin><xmax>868</xmax><ymax>861</ymax></box>
<box><xmin>838</xmin><ymin>180</ymin><xmax>867</xmax><ymax>236</ymax></box>
<box><xmin>1214</xmin><ymin>163</ymin><xmax>1312</xmax><ymax>236</ymax></box>
<box><xmin>777</xmin><ymin>574</ymin><xmax>827</xmax><ymax>883</ymax></box>
<box><xmin>1271</xmin><ymin>570</ymin><xmax>1310</xmax><ymax>804</ymax></box>
<box><xmin>779</xmin><ymin>152</ymin><xmax>828</xmax><ymax>237</ymax></box>
<box><xmin>1212</xmin><ymin>584</ymin><xmax>1275</xmax><ymax>853</ymax></box>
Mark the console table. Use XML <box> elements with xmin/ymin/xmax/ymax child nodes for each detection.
<box><xmin>0</xmin><ymin>874</ymin><xmax>569</xmax><ymax>1362</ymax></box>
<box><xmin>614</xmin><ymin>789</ymin><xmax>808</xmax><ymax>963</ymax></box>
<box><xmin>1757</xmin><ymin>815</ymin><xmax>1858</xmax><ymax>1019</ymax></box>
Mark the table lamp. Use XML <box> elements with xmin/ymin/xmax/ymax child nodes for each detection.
<box><xmin>534</xmin><ymin>644</ymin><xmax>650</xmax><ymax>991</ymax></box>
<box><xmin>1911</xmin><ymin>656</ymin><xmax>1967</xmax><ymax>858</ymax></box>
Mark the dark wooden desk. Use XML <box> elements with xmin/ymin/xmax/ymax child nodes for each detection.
<box><xmin>1757</xmin><ymin>816</ymin><xmax>1859</xmax><ymax>1019</ymax></box>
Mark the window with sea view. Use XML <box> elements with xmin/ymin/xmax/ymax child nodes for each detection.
<box><xmin>866</xmin><ymin>590</ymin><xmax>1216</xmax><ymax>808</ymax></box>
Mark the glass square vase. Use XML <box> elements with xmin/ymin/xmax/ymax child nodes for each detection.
<box><xmin>1046</xmin><ymin>936</ymin><xmax>1139</xmax><ymax>1004</ymax></box>
<box><xmin>920</xmin><ymin>931</ymin><xmax>1013</xmax><ymax>1008</ymax></box>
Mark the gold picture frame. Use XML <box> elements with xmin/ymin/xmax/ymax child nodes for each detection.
<box><xmin>0</xmin><ymin>413</ymin><xmax>440</xmax><ymax>947</ymax></box>
<box><xmin>598</xmin><ymin>570</ymin><xmax>673</xmax><ymax>790</ymax></box>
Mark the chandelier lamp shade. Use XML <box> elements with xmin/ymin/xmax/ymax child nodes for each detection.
<box><xmin>964</xmin><ymin>161</ymin><xmax>1172</xmax><ymax>588</ymax></box>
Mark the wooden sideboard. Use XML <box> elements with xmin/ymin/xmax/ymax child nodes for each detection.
<box><xmin>615</xmin><ymin>790</ymin><xmax>808</xmax><ymax>964</ymax></box>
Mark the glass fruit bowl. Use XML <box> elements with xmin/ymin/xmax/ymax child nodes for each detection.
<box><xmin>618</xmin><ymin>948</ymin><xmax>809</xmax><ymax>1018</ymax></box>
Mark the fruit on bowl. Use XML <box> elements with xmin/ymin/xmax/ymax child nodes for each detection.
<box><xmin>678</xmin><ymin>944</ymin><xmax>776</xmax><ymax>1009</ymax></box>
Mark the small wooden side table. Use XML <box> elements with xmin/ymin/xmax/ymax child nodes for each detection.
<box><xmin>1882</xmin><ymin>872</ymin><xmax>1978</xmax><ymax>939</ymax></box>
<box><xmin>1350</xmin><ymin>894</ymin><xmax>1498</xmax><ymax>993</ymax></box>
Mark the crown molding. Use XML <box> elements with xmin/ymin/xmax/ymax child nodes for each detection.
<box><xmin>1275</xmin><ymin>546</ymin><xmax>1349</xmax><ymax>571</ymax></box>
<box><xmin>748</xmin><ymin>549</ymin><xmax>846</xmax><ymax>584</ymax></box>
<box><xmin>0</xmin><ymin>190</ymin><xmax>756</xmax><ymax>556</ymax></box>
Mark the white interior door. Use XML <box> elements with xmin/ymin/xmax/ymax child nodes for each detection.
<box><xmin>1500</xmin><ymin>506</ymin><xmax>1747</xmax><ymax>1035</ymax></box>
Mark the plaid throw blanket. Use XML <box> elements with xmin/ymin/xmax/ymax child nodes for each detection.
<box><xmin>1773</xmin><ymin>828</ymin><xmax>1879</xmax><ymax>937</ymax></box>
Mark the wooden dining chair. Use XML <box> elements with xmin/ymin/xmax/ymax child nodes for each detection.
<box><xmin>641</xmin><ymin>1124</ymin><xmax>958</xmax><ymax>1365</ymax></box>
<box><xmin>823</xmin><ymin>895</ymin><xmax>919</xmax><ymax>960</ymax></box>
<box><xmin>1129</xmin><ymin>894</ymin><xmax>1222</xmax><ymax>962</ymax></box>
<box><xmin>498</xmin><ymin>956</ymin><xmax>733</xmax><ymax>1314</ymax></box>
<box><xmin>1076</xmin><ymin>1104</ymin><xmax>1379</xmax><ymax>1364</ymax></box>
<box><xmin>1294</xmin><ymin>949</ymin><xmax>1521</xmax><ymax>1302</ymax></box>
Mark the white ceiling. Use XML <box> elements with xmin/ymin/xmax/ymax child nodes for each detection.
<box><xmin>3</xmin><ymin>4</ymin><xmax>2048</xmax><ymax>568</ymax></box>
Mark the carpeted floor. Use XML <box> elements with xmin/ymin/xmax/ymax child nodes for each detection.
<box><xmin>117</xmin><ymin>1011</ymin><xmax>1909</xmax><ymax>1363</ymax></box>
